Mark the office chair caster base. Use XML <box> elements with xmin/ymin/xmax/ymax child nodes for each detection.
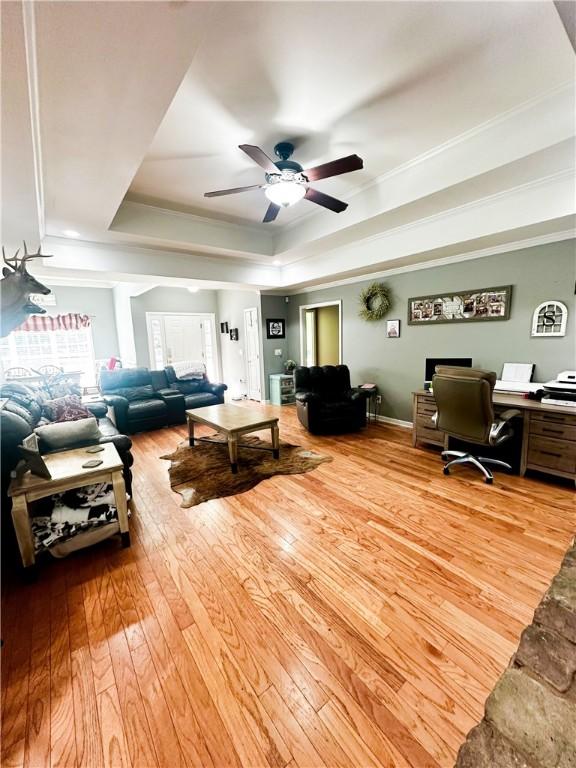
<box><xmin>441</xmin><ymin>451</ymin><xmax>506</xmax><ymax>484</ymax></box>
<box><xmin>477</xmin><ymin>457</ymin><xmax>512</xmax><ymax>472</ymax></box>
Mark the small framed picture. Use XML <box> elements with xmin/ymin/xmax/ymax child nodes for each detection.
<box><xmin>386</xmin><ymin>319</ymin><xmax>400</xmax><ymax>338</ymax></box>
<box><xmin>220</xmin><ymin>322</ymin><xmax>229</xmax><ymax>334</ymax></box>
<box><xmin>266</xmin><ymin>318</ymin><xmax>285</xmax><ymax>339</ymax></box>
<box><xmin>229</xmin><ymin>328</ymin><xmax>239</xmax><ymax>341</ymax></box>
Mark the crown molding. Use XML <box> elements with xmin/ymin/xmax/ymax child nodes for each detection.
<box><xmin>280</xmin><ymin>168</ymin><xmax>575</xmax><ymax>275</ymax></box>
<box><xmin>280</xmin><ymin>81</ymin><xmax>575</xmax><ymax>236</ymax></box>
<box><xmin>42</xmin><ymin>234</ymin><xmax>280</xmax><ymax>274</ymax></box>
<box><xmin>117</xmin><ymin>199</ymin><xmax>270</xmax><ymax>238</ymax></box>
<box><xmin>285</xmin><ymin>230</ymin><xmax>575</xmax><ymax>294</ymax></box>
<box><xmin>21</xmin><ymin>0</ymin><xmax>45</xmax><ymax>239</ymax></box>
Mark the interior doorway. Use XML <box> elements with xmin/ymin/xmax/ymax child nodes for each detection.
<box><xmin>243</xmin><ymin>307</ymin><xmax>262</xmax><ymax>401</ymax></box>
<box><xmin>146</xmin><ymin>312</ymin><xmax>219</xmax><ymax>380</ymax></box>
<box><xmin>299</xmin><ymin>300</ymin><xmax>342</xmax><ymax>367</ymax></box>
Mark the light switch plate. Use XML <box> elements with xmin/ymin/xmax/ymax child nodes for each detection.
<box><xmin>274</xmin><ymin>349</ymin><xmax>282</xmax><ymax>356</ymax></box>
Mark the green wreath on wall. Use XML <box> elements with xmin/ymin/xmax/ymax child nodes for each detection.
<box><xmin>358</xmin><ymin>282</ymin><xmax>391</xmax><ymax>321</ymax></box>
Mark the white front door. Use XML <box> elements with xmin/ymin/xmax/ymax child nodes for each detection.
<box><xmin>163</xmin><ymin>315</ymin><xmax>204</xmax><ymax>364</ymax></box>
<box><xmin>244</xmin><ymin>307</ymin><xmax>261</xmax><ymax>401</ymax></box>
<box><xmin>146</xmin><ymin>313</ymin><xmax>218</xmax><ymax>380</ymax></box>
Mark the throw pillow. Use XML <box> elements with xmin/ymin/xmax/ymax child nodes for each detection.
<box><xmin>35</xmin><ymin>417</ymin><xmax>101</xmax><ymax>450</ymax></box>
<box><xmin>42</xmin><ymin>395</ymin><xmax>92</xmax><ymax>422</ymax></box>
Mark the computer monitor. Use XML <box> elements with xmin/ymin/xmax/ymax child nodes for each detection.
<box><xmin>425</xmin><ymin>357</ymin><xmax>472</xmax><ymax>382</ymax></box>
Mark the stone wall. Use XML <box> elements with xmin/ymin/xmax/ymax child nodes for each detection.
<box><xmin>455</xmin><ymin>539</ymin><xmax>576</xmax><ymax>768</ymax></box>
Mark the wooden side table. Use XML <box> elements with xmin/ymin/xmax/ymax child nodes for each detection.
<box><xmin>8</xmin><ymin>442</ymin><xmax>130</xmax><ymax>573</ymax></box>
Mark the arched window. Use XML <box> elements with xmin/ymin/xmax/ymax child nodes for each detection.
<box><xmin>531</xmin><ymin>301</ymin><xmax>568</xmax><ymax>337</ymax></box>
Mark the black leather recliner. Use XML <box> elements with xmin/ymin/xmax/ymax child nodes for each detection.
<box><xmin>294</xmin><ymin>365</ymin><xmax>366</xmax><ymax>435</ymax></box>
<box><xmin>100</xmin><ymin>367</ymin><xmax>184</xmax><ymax>434</ymax></box>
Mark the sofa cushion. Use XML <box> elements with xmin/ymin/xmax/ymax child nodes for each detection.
<box><xmin>35</xmin><ymin>417</ymin><xmax>101</xmax><ymax>450</ymax></box>
<box><xmin>126</xmin><ymin>399</ymin><xmax>167</xmax><ymax>418</ymax></box>
<box><xmin>184</xmin><ymin>393</ymin><xmax>220</xmax><ymax>409</ymax></box>
<box><xmin>100</xmin><ymin>367</ymin><xmax>152</xmax><ymax>392</ymax></box>
<box><xmin>43</xmin><ymin>395</ymin><xmax>92</xmax><ymax>422</ymax></box>
<box><xmin>113</xmin><ymin>385</ymin><xmax>156</xmax><ymax>402</ymax></box>
<box><xmin>172</xmin><ymin>379</ymin><xmax>205</xmax><ymax>395</ymax></box>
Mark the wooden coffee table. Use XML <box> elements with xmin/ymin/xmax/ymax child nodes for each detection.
<box><xmin>186</xmin><ymin>404</ymin><xmax>280</xmax><ymax>474</ymax></box>
<box><xmin>8</xmin><ymin>442</ymin><xmax>130</xmax><ymax>573</ymax></box>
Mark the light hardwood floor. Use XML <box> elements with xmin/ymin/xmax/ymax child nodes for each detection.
<box><xmin>2</xmin><ymin>403</ymin><xmax>574</xmax><ymax>768</ymax></box>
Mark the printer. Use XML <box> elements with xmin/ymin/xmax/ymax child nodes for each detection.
<box><xmin>542</xmin><ymin>371</ymin><xmax>576</xmax><ymax>407</ymax></box>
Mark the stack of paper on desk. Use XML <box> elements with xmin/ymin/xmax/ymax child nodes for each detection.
<box><xmin>494</xmin><ymin>362</ymin><xmax>542</xmax><ymax>393</ymax></box>
<box><xmin>494</xmin><ymin>380</ymin><xmax>543</xmax><ymax>393</ymax></box>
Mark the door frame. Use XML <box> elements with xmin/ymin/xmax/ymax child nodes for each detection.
<box><xmin>299</xmin><ymin>300</ymin><xmax>343</xmax><ymax>366</ymax></box>
<box><xmin>145</xmin><ymin>311</ymin><xmax>221</xmax><ymax>380</ymax></box>
<box><xmin>243</xmin><ymin>306</ymin><xmax>263</xmax><ymax>401</ymax></box>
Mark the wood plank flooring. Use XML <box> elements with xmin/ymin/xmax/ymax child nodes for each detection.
<box><xmin>2</xmin><ymin>404</ymin><xmax>574</xmax><ymax>767</ymax></box>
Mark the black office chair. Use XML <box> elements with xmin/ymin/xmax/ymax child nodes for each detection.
<box><xmin>432</xmin><ymin>366</ymin><xmax>521</xmax><ymax>484</ymax></box>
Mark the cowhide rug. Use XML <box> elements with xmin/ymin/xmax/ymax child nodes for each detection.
<box><xmin>160</xmin><ymin>434</ymin><xmax>332</xmax><ymax>507</ymax></box>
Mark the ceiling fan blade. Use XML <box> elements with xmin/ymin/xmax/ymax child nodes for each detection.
<box><xmin>263</xmin><ymin>202</ymin><xmax>281</xmax><ymax>223</ymax></box>
<box><xmin>304</xmin><ymin>187</ymin><xmax>348</xmax><ymax>213</ymax></box>
<box><xmin>304</xmin><ymin>154</ymin><xmax>363</xmax><ymax>182</ymax></box>
<box><xmin>204</xmin><ymin>184</ymin><xmax>263</xmax><ymax>198</ymax></box>
<box><xmin>239</xmin><ymin>144</ymin><xmax>278</xmax><ymax>173</ymax></box>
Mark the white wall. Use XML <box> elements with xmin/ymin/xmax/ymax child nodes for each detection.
<box><xmin>112</xmin><ymin>285</ymin><xmax>138</xmax><ymax>367</ymax></box>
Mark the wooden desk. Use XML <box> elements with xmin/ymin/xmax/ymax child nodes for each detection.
<box><xmin>412</xmin><ymin>390</ymin><xmax>576</xmax><ymax>486</ymax></box>
<box><xmin>8</xmin><ymin>442</ymin><xmax>130</xmax><ymax>571</ymax></box>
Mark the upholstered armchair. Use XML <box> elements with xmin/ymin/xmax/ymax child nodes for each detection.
<box><xmin>294</xmin><ymin>365</ymin><xmax>366</xmax><ymax>435</ymax></box>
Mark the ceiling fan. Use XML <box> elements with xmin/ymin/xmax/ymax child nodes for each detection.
<box><xmin>204</xmin><ymin>142</ymin><xmax>364</xmax><ymax>223</ymax></box>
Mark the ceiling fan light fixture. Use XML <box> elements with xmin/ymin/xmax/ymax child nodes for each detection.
<box><xmin>264</xmin><ymin>170</ymin><xmax>307</xmax><ymax>207</ymax></box>
<box><xmin>265</xmin><ymin>182</ymin><xmax>306</xmax><ymax>207</ymax></box>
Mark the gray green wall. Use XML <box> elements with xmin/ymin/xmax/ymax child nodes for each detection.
<box><xmin>45</xmin><ymin>284</ymin><xmax>120</xmax><ymax>360</ymax></box>
<box><xmin>261</xmin><ymin>294</ymin><xmax>289</xmax><ymax>399</ymax></box>
<box><xmin>284</xmin><ymin>240</ymin><xmax>576</xmax><ymax>422</ymax></box>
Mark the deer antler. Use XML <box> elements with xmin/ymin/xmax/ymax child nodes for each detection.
<box><xmin>1</xmin><ymin>242</ymin><xmax>52</xmax><ymax>272</ymax></box>
<box><xmin>2</xmin><ymin>246</ymin><xmax>21</xmax><ymax>271</ymax></box>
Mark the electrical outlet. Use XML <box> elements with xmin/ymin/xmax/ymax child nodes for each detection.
<box><xmin>376</xmin><ymin>395</ymin><xmax>382</xmax><ymax>404</ymax></box>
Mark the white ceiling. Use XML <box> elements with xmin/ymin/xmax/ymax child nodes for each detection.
<box><xmin>2</xmin><ymin>0</ymin><xmax>575</xmax><ymax>291</ymax></box>
<box><xmin>128</xmin><ymin>1</ymin><xmax>573</xmax><ymax>226</ymax></box>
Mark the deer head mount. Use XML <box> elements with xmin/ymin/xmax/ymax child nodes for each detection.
<box><xmin>1</xmin><ymin>242</ymin><xmax>53</xmax><ymax>337</ymax></box>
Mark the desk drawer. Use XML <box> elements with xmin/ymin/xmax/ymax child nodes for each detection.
<box><xmin>531</xmin><ymin>410</ymin><xmax>576</xmax><ymax>427</ymax></box>
<box><xmin>416</xmin><ymin>400</ymin><xmax>437</xmax><ymax>417</ymax></box>
<box><xmin>416</xmin><ymin>413</ymin><xmax>438</xmax><ymax>430</ymax></box>
<box><xmin>527</xmin><ymin>436</ymin><xmax>576</xmax><ymax>474</ymax></box>
<box><xmin>415</xmin><ymin>424</ymin><xmax>445</xmax><ymax>446</ymax></box>
<box><xmin>530</xmin><ymin>420</ymin><xmax>576</xmax><ymax>441</ymax></box>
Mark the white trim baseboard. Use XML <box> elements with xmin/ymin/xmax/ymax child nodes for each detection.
<box><xmin>375</xmin><ymin>415</ymin><xmax>413</xmax><ymax>429</ymax></box>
